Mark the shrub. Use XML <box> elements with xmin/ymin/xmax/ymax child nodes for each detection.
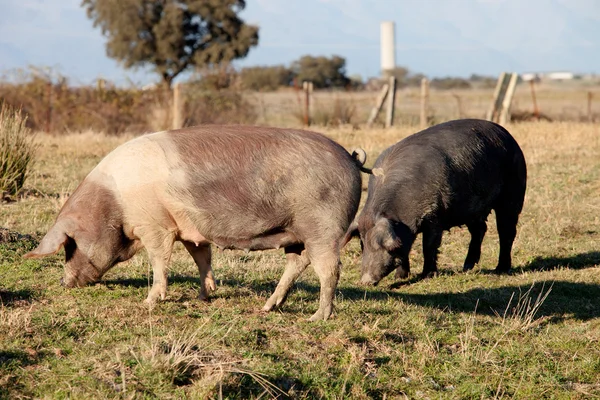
<box><xmin>430</xmin><ymin>77</ymin><xmax>472</xmax><ymax>90</ymax></box>
<box><xmin>183</xmin><ymin>85</ymin><xmax>257</xmax><ymax>126</ymax></box>
<box><xmin>0</xmin><ymin>105</ymin><xmax>37</xmax><ymax>196</ymax></box>
<box><xmin>240</xmin><ymin>66</ymin><xmax>293</xmax><ymax>91</ymax></box>
<box><xmin>291</xmin><ymin>55</ymin><xmax>350</xmax><ymax>89</ymax></box>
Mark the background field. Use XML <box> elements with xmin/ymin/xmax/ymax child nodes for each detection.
<box><xmin>1</xmin><ymin>121</ymin><xmax>600</xmax><ymax>399</ymax></box>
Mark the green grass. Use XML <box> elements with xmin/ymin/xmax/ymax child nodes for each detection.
<box><xmin>1</xmin><ymin>122</ymin><xmax>600</xmax><ymax>398</ymax></box>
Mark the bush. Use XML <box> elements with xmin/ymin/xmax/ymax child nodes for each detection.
<box><xmin>0</xmin><ymin>68</ymin><xmax>164</xmax><ymax>134</ymax></box>
<box><xmin>183</xmin><ymin>83</ymin><xmax>257</xmax><ymax>125</ymax></box>
<box><xmin>0</xmin><ymin>66</ymin><xmax>259</xmax><ymax>134</ymax></box>
<box><xmin>0</xmin><ymin>105</ymin><xmax>37</xmax><ymax>196</ymax></box>
<box><xmin>291</xmin><ymin>55</ymin><xmax>350</xmax><ymax>89</ymax></box>
<box><xmin>430</xmin><ymin>77</ymin><xmax>472</xmax><ymax>90</ymax></box>
<box><xmin>240</xmin><ymin>66</ymin><xmax>293</xmax><ymax>91</ymax></box>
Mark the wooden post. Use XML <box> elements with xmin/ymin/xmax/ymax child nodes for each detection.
<box><xmin>452</xmin><ymin>92</ymin><xmax>464</xmax><ymax>119</ymax></box>
<box><xmin>172</xmin><ymin>82</ymin><xmax>183</xmax><ymax>130</ymax></box>
<box><xmin>499</xmin><ymin>73</ymin><xmax>518</xmax><ymax>126</ymax></box>
<box><xmin>588</xmin><ymin>91</ymin><xmax>593</xmax><ymax>123</ymax></box>
<box><xmin>302</xmin><ymin>81</ymin><xmax>313</xmax><ymax>126</ymax></box>
<box><xmin>385</xmin><ymin>76</ymin><xmax>396</xmax><ymax>128</ymax></box>
<box><xmin>420</xmin><ymin>78</ymin><xmax>429</xmax><ymax>129</ymax></box>
<box><xmin>45</xmin><ymin>81</ymin><xmax>52</xmax><ymax>134</ymax></box>
<box><xmin>308</xmin><ymin>81</ymin><xmax>314</xmax><ymax>124</ymax></box>
<box><xmin>366</xmin><ymin>83</ymin><xmax>389</xmax><ymax>127</ymax></box>
<box><xmin>486</xmin><ymin>72</ymin><xmax>507</xmax><ymax>121</ymax></box>
<box><xmin>529</xmin><ymin>80</ymin><xmax>539</xmax><ymax>119</ymax></box>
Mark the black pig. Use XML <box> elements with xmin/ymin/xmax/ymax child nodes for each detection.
<box><xmin>344</xmin><ymin>119</ymin><xmax>527</xmax><ymax>285</ymax></box>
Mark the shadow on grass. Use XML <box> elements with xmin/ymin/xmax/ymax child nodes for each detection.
<box><xmin>519</xmin><ymin>251</ymin><xmax>600</xmax><ymax>272</ymax></box>
<box><xmin>0</xmin><ymin>350</ymin><xmax>39</xmax><ymax>369</ymax></box>
<box><xmin>349</xmin><ymin>281</ymin><xmax>600</xmax><ymax>320</ymax></box>
<box><xmin>0</xmin><ymin>288</ymin><xmax>36</xmax><ymax>306</ymax></box>
<box><xmin>99</xmin><ymin>252</ymin><xmax>600</xmax><ymax>320</ymax></box>
<box><xmin>0</xmin><ymin>350</ymin><xmax>40</xmax><ymax>399</ymax></box>
<box><xmin>102</xmin><ymin>276</ymin><xmax>202</xmax><ymax>289</ymax></box>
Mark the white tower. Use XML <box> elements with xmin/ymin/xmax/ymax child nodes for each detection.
<box><xmin>380</xmin><ymin>21</ymin><xmax>396</xmax><ymax>75</ymax></box>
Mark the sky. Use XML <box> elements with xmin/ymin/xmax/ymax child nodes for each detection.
<box><xmin>1</xmin><ymin>0</ymin><xmax>599</xmax><ymax>86</ymax></box>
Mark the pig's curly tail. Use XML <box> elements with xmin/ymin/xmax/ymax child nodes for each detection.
<box><xmin>351</xmin><ymin>148</ymin><xmax>373</xmax><ymax>174</ymax></box>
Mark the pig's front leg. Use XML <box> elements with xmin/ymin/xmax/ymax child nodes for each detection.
<box><xmin>135</xmin><ymin>227</ymin><xmax>175</xmax><ymax>304</ymax></box>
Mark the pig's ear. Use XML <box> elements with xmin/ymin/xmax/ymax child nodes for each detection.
<box><xmin>340</xmin><ymin>220</ymin><xmax>359</xmax><ymax>249</ymax></box>
<box><xmin>23</xmin><ymin>224</ymin><xmax>69</xmax><ymax>259</ymax></box>
<box><xmin>372</xmin><ymin>217</ymin><xmax>401</xmax><ymax>252</ymax></box>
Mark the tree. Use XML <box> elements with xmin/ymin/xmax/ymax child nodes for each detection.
<box><xmin>81</xmin><ymin>0</ymin><xmax>259</xmax><ymax>88</ymax></box>
<box><xmin>291</xmin><ymin>55</ymin><xmax>350</xmax><ymax>89</ymax></box>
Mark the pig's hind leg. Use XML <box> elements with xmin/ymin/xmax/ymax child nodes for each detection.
<box><xmin>463</xmin><ymin>220</ymin><xmax>487</xmax><ymax>271</ymax></box>
<box><xmin>135</xmin><ymin>226</ymin><xmax>176</xmax><ymax>304</ymax></box>
<box><xmin>182</xmin><ymin>241</ymin><xmax>215</xmax><ymax>301</ymax></box>
<box><xmin>305</xmin><ymin>242</ymin><xmax>341</xmax><ymax>322</ymax></box>
<box><xmin>262</xmin><ymin>244</ymin><xmax>310</xmax><ymax>312</ymax></box>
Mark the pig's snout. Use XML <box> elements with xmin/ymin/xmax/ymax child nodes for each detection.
<box><xmin>60</xmin><ymin>275</ymin><xmax>79</xmax><ymax>288</ymax></box>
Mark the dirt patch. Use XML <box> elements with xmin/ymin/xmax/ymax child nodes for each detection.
<box><xmin>0</xmin><ymin>228</ymin><xmax>37</xmax><ymax>244</ymax></box>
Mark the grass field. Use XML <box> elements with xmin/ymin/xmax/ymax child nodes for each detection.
<box><xmin>1</xmin><ymin>121</ymin><xmax>600</xmax><ymax>399</ymax></box>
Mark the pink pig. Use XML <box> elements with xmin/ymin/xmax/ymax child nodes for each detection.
<box><xmin>24</xmin><ymin>125</ymin><xmax>369</xmax><ymax>321</ymax></box>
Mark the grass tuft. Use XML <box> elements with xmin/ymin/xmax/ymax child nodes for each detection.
<box><xmin>0</xmin><ymin>105</ymin><xmax>37</xmax><ymax>197</ymax></box>
<box><xmin>496</xmin><ymin>281</ymin><xmax>553</xmax><ymax>332</ymax></box>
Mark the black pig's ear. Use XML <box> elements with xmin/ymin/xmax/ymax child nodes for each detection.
<box><xmin>371</xmin><ymin>217</ymin><xmax>401</xmax><ymax>252</ymax></box>
<box><xmin>340</xmin><ymin>220</ymin><xmax>359</xmax><ymax>249</ymax></box>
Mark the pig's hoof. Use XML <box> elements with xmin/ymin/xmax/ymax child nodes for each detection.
<box><xmin>144</xmin><ymin>297</ymin><xmax>157</xmax><ymax>309</ymax></box>
<box><xmin>146</xmin><ymin>287</ymin><xmax>166</xmax><ymax>304</ymax></box>
<box><xmin>463</xmin><ymin>263</ymin><xmax>475</xmax><ymax>272</ymax></box>
<box><xmin>395</xmin><ymin>268</ymin><xmax>410</xmax><ymax>279</ymax></box>
<box><xmin>308</xmin><ymin>307</ymin><xmax>333</xmax><ymax>322</ymax></box>
<box><xmin>493</xmin><ymin>267</ymin><xmax>511</xmax><ymax>275</ymax></box>
<box><xmin>261</xmin><ymin>304</ymin><xmax>273</xmax><ymax>313</ymax></box>
<box><xmin>206</xmin><ymin>278</ymin><xmax>217</xmax><ymax>292</ymax></box>
<box><xmin>199</xmin><ymin>293</ymin><xmax>210</xmax><ymax>302</ymax></box>
<box><xmin>199</xmin><ymin>279</ymin><xmax>216</xmax><ymax>301</ymax></box>
<box><xmin>419</xmin><ymin>270</ymin><xmax>438</xmax><ymax>280</ymax></box>
<box><xmin>261</xmin><ymin>298</ymin><xmax>277</xmax><ymax>313</ymax></box>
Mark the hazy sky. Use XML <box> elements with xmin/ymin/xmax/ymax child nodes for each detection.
<box><xmin>1</xmin><ymin>0</ymin><xmax>599</xmax><ymax>85</ymax></box>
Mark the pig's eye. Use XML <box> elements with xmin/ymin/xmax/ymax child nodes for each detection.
<box><xmin>359</xmin><ymin>239</ymin><xmax>364</xmax><ymax>251</ymax></box>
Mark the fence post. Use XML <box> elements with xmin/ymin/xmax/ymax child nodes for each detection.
<box><xmin>302</xmin><ymin>81</ymin><xmax>312</xmax><ymax>126</ymax></box>
<box><xmin>588</xmin><ymin>91</ymin><xmax>593</xmax><ymax>123</ymax></box>
<box><xmin>385</xmin><ymin>76</ymin><xmax>396</xmax><ymax>128</ymax></box>
<box><xmin>452</xmin><ymin>92</ymin><xmax>464</xmax><ymax>119</ymax></box>
<box><xmin>499</xmin><ymin>73</ymin><xmax>518</xmax><ymax>125</ymax></box>
<box><xmin>172</xmin><ymin>82</ymin><xmax>183</xmax><ymax>130</ymax></box>
<box><xmin>366</xmin><ymin>83</ymin><xmax>389</xmax><ymax>127</ymax></box>
<box><xmin>420</xmin><ymin>78</ymin><xmax>429</xmax><ymax>129</ymax></box>
<box><xmin>529</xmin><ymin>80</ymin><xmax>540</xmax><ymax>119</ymax></box>
<box><xmin>45</xmin><ymin>81</ymin><xmax>52</xmax><ymax>134</ymax></box>
<box><xmin>486</xmin><ymin>72</ymin><xmax>507</xmax><ymax>121</ymax></box>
